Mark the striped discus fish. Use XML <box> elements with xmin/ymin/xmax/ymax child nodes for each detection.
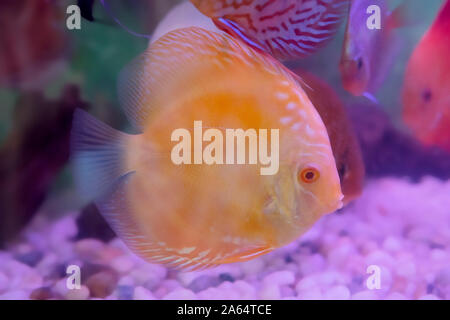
<box><xmin>190</xmin><ymin>0</ymin><xmax>349</xmax><ymax>60</ymax></box>
<box><xmin>71</xmin><ymin>27</ymin><xmax>343</xmax><ymax>270</ymax></box>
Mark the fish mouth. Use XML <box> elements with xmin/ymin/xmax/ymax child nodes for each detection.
<box><xmin>342</xmin><ymin>78</ymin><xmax>365</xmax><ymax>96</ymax></box>
<box><xmin>339</xmin><ymin>60</ymin><xmax>366</xmax><ymax>96</ymax></box>
<box><xmin>322</xmin><ymin>193</ymin><xmax>344</xmax><ymax>214</ymax></box>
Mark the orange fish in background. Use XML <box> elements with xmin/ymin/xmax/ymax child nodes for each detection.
<box><xmin>339</xmin><ymin>0</ymin><xmax>407</xmax><ymax>99</ymax></box>
<box><xmin>292</xmin><ymin>69</ymin><xmax>365</xmax><ymax>205</ymax></box>
<box><xmin>72</xmin><ymin>27</ymin><xmax>343</xmax><ymax>270</ymax></box>
<box><xmin>402</xmin><ymin>0</ymin><xmax>450</xmax><ymax>152</ymax></box>
<box><xmin>190</xmin><ymin>0</ymin><xmax>349</xmax><ymax>61</ymax></box>
<box><xmin>0</xmin><ymin>0</ymin><xmax>67</xmax><ymax>89</ymax></box>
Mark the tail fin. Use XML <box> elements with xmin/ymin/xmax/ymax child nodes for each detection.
<box><xmin>71</xmin><ymin>109</ymin><xmax>134</xmax><ymax>202</ymax></box>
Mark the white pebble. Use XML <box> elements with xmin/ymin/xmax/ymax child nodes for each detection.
<box><xmin>111</xmin><ymin>256</ymin><xmax>135</xmax><ymax>274</ymax></box>
<box><xmin>419</xmin><ymin>294</ymin><xmax>440</xmax><ymax>300</ymax></box>
<box><xmin>382</xmin><ymin>236</ymin><xmax>403</xmax><ymax>252</ymax></box>
<box><xmin>233</xmin><ymin>280</ymin><xmax>257</xmax><ymax>299</ymax></box>
<box><xmin>54</xmin><ymin>278</ymin><xmax>71</xmax><ymax>297</ymax></box>
<box><xmin>2</xmin><ymin>260</ymin><xmax>43</xmax><ymax>290</ymax></box>
<box><xmin>130</xmin><ymin>264</ymin><xmax>167</xmax><ymax>286</ymax></box>
<box><xmin>0</xmin><ymin>290</ymin><xmax>29</xmax><ymax>300</ymax></box>
<box><xmin>74</xmin><ymin>239</ymin><xmax>105</xmax><ymax>262</ymax></box>
<box><xmin>385</xmin><ymin>292</ymin><xmax>407</xmax><ymax>300</ymax></box>
<box><xmin>323</xmin><ymin>285</ymin><xmax>350</xmax><ymax>300</ymax></box>
<box><xmin>176</xmin><ymin>271</ymin><xmax>199</xmax><ymax>287</ymax></box>
<box><xmin>65</xmin><ymin>286</ymin><xmax>90</xmax><ymax>300</ymax></box>
<box><xmin>263</xmin><ymin>271</ymin><xmax>295</xmax><ymax>286</ymax></box>
<box><xmin>299</xmin><ymin>254</ymin><xmax>326</xmax><ymax>275</ymax></box>
<box><xmin>240</xmin><ymin>258</ymin><xmax>265</xmax><ymax>276</ymax></box>
<box><xmin>351</xmin><ymin>290</ymin><xmax>378</xmax><ymax>300</ymax></box>
<box><xmin>162</xmin><ymin>288</ymin><xmax>197</xmax><ymax>300</ymax></box>
<box><xmin>396</xmin><ymin>260</ymin><xmax>416</xmax><ymax>279</ymax></box>
<box><xmin>365</xmin><ymin>250</ymin><xmax>394</xmax><ymax>269</ymax></box>
<box><xmin>328</xmin><ymin>242</ymin><xmax>356</xmax><ymax>267</ymax></box>
<box><xmin>50</xmin><ymin>216</ymin><xmax>77</xmax><ymax>243</ymax></box>
<box><xmin>118</xmin><ymin>276</ymin><xmax>135</xmax><ymax>287</ymax></box>
<box><xmin>295</xmin><ymin>277</ymin><xmax>317</xmax><ymax>293</ymax></box>
<box><xmin>297</xmin><ymin>286</ymin><xmax>322</xmax><ymax>300</ymax></box>
<box><xmin>0</xmin><ymin>271</ymin><xmax>9</xmax><ymax>292</ymax></box>
<box><xmin>259</xmin><ymin>284</ymin><xmax>281</xmax><ymax>300</ymax></box>
<box><xmin>431</xmin><ymin>249</ymin><xmax>447</xmax><ymax>261</ymax></box>
<box><xmin>134</xmin><ymin>286</ymin><xmax>156</xmax><ymax>300</ymax></box>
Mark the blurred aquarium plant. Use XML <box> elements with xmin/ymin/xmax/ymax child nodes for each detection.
<box><xmin>0</xmin><ymin>0</ymin><xmax>180</xmax><ymax>242</ymax></box>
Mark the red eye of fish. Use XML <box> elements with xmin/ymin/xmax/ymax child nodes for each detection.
<box><xmin>299</xmin><ymin>167</ymin><xmax>320</xmax><ymax>184</ymax></box>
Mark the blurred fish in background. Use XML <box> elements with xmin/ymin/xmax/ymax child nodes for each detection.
<box><xmin>0</xmin><ymin>86</ymin><xmax>90</xmax><ymax>247</ymax></box>
<box><xmin>349</xmin><ymin>102</ymin><xmax>450</xmax><ymax>181</ymax></box>
<box><xmin>339</xmin><ymin>0</ymin><xmax>409</xmax><ymax>101</ymax></box>
<box><xmin>0</xmin><ymin>0</ymin><xmax>179</xmax><ymax>245</ymax></box>
<box><xmin>190</xmin><ymin>0</ymin><xmax>349</xmax><ymax>60</ymax></box>
<box><xmin>0</xmin><ymin>0</ymin><xmax>69</xmax><ymax>90</ymax></box>
<box><xmin>402</xmin><ymin>0</ymin><xmax>450</xmax><ymax>152</ymax></box>
<box><xmin>293</xmin><ymin>69</ymin><xmax>365</xmax><ymax>205</ymax></box>
<box><xmin>0</xmin><ymin>0</ymin><xmax>73</xmax><ymax>247</ymax></box>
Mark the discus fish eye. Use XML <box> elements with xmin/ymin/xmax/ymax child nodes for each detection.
<box><xmin>298</xmin><ymin>167</ymin><xmax>320</xmax><ymax>184</ymax></box>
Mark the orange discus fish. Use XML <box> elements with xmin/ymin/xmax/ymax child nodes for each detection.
<box><xmin>190</xmin><ymin>0</ymin><xmax>349</xmax><ymax>61</ymax></box>
<box><xmin>402</xmin><ymin>0</ymin><xmax>450</xmax><ymax>152</ymax></box>
<box><xmin>72</xmin><ymin>27</ymin><xmax>343</xmax><ymax>270</ymax></box>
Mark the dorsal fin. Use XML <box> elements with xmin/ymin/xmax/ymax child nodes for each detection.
<box><xmin>117</xmin><ymin>26</ymin><xmax>297</xmax><ymax>132</ymax></box>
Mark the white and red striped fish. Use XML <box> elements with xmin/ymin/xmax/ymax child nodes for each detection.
<box><xmin>190</xmin><ymin>0</ymin><xmax>349</xmax><ymax>60</ymax></box>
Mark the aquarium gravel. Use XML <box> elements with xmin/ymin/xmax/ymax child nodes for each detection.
<box><xmin>0</xmin><ymin>176</ymin><xmax>449</xmax><ymax>300</ymax></box>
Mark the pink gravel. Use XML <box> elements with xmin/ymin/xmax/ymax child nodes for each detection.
<box><xmin>0</xmin><ymin>177</ymin><xmax>449</xmax><ymax>300</ymax></box>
